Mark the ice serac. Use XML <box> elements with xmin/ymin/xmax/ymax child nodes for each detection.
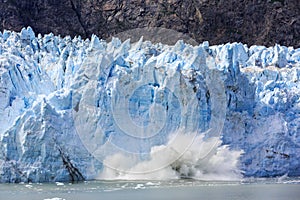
<box><xmin>0</xmin><ymin>27</ymin><xmax>299</xmax><ymax>182</ymax></box>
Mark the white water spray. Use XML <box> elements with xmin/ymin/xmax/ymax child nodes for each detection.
<box><xmin>98</xmin><ymin>129</ymin><xmax>243</xmax><ymax>181</ymax></box>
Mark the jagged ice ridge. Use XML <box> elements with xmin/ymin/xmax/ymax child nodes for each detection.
<box><xmin>0</xmin><ymin>27</ymin><xmax>299</xmax><ymax>183</ymax></box>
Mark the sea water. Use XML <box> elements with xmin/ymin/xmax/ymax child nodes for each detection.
<box><xmin>0</xmin><ymin>178</ymin><xmax>299</xmax><ymax>200</ymax></box>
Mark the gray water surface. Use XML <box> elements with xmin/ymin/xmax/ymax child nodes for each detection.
<box><xmin>0</xmin><ymin>179</ymin><xmax>299</xmax><ymax>200</ymax></box>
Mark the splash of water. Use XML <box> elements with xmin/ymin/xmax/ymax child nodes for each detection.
<box><xmin>98</xmin><ymin>129</ymin><xmax>243</xmax><ymax>181</ymax></box>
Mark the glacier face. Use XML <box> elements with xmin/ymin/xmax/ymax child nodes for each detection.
<box><xmin>0</xmin><ymin>27</ymin><xmax>299</xmax><ymax>182</ymax></box>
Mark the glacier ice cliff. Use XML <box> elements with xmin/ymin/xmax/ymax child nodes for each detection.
<box><xmin>0</xmin><ymin>27</ymin><xmax>299</xmax><ymax>182</ymax></box>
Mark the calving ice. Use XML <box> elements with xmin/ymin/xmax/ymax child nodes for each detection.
<box><xmin>0</xmin><ymin>27</ymin><xmax>299</xmax><ymax>183</ymax></box>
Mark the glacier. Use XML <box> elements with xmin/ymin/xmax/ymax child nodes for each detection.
<box><xmin>0</xmin><ymin>27</ymin><xmax>299</xmax><ymax>183</ymax></box>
